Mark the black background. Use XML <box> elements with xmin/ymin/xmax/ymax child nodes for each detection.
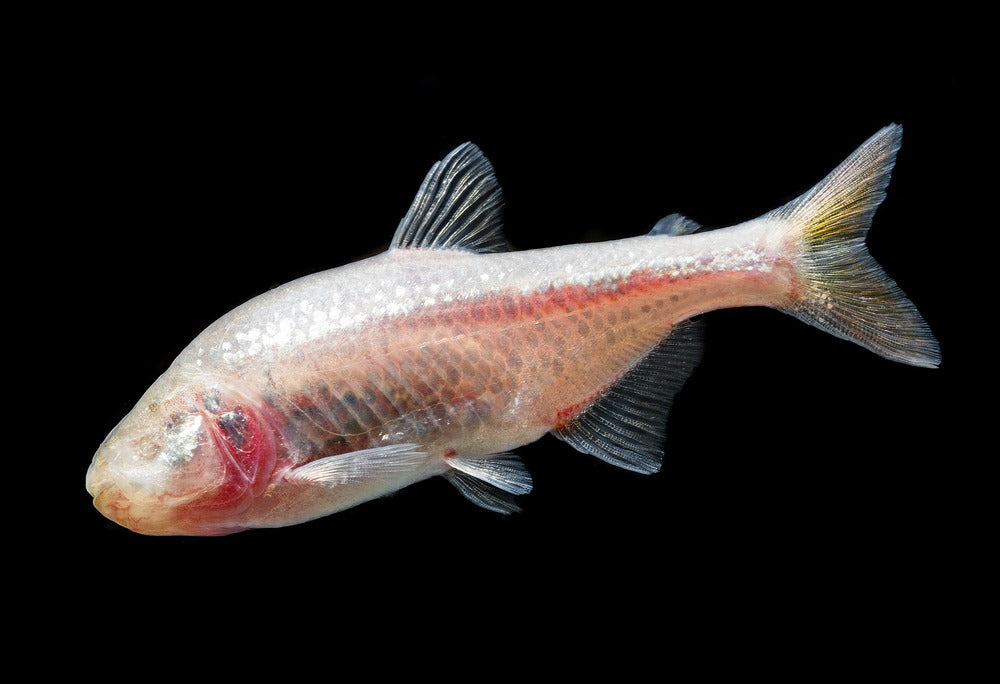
<box><xmin>27</xmin><ymin>15</ymin><xmax>981</xmax><ymax>676</ymax></box>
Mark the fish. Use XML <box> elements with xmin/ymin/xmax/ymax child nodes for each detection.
<box><xmin>85</xmin><ymin>124</ymin><xmax>939</xmax><ymax>536</ymax></box>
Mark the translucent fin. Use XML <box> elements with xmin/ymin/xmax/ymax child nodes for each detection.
<box><xmin>390</xmin><ymin>142</ymin><xmax>510</xmax><ymax>253</ymax></box>
<box><xmin>443</xmin><ymin>454</ymin><xmax>533</xmax><ymax>514</ymax></box>
<box><xmin>287</xmin><ymin>443</ymin><xmax>426</xmax><ymax>487</ymax></box>
<box><xmin>649</xmin><ymin>212</ymin><xmax>702</xmax><ymax>236</ymax></box>
<box><xmin>767</xmin><ymin>124</ymin><xmax>940</xmax><ymax>368</ymax></box>
<box><xmin>446</xmin><ymin>454</ymin><xmax>533</xmax><ymax>495</ymax></box>
<box><xmin>552</xmin><ymin>320</ymin><xmax>704</xmax><ymax>474</ymax></box>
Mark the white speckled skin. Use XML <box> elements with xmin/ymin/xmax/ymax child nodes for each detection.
<box><xmin>192</xmin><ymin>228</ymin><xmax>776</xmax><ymax>367</ymax></box>
<box><xmin>85</xmin><ymin>127</ymin><xmax>937</xmax><ymax>535</ymax></box>
<box><xmin>87</xmin><ymin>220</ymin><xmax>787</xmax><ymax>535</ymax></box>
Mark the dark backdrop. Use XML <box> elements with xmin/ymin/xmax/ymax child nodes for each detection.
<box><xmin>32</xmin><ymin>24</ymin><xmax>980</xmax><ymax>675</ymax></box>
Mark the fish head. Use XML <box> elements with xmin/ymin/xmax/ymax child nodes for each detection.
<box><xmin>86</xmin><ymin>373</ymin><xmax>276</xmax><ymax>535</ymax></box>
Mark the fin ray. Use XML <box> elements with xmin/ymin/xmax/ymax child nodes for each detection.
<box><xmin>649</xmin><ymin>213</ymin><xmax>702</xmax><ymax>236</ymax></box>
<box><xmin>768</xmin><ymin>124</ymin><xmax>940</xmax><ymax>368</ymax></box>
<box><xmin>287</xmin><ymin>443</ymin><xmax>426</xmax><ymax>487</ymax></box>
<box><xmin>443</xmin><ymin>454</ymin><xmax>532</xmax><ymax>514</ymax></box>
<box><xmin>553</xmin><ymin>320</ymin><xmax>704</xmax><ymax>474</ymax></box>
<box><xmin>391</xmin><ymin>143</ymin><xmax>509</xmax><ymax>253</ymax></box>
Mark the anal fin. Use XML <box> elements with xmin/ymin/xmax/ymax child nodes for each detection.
<box><xmin>553</xmin><ymin>320</ymin><xmax>703</xmax><ymax>474</ymax></box>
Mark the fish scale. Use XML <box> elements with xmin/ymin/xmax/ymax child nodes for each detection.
<box><xmin>86</xmin><ymin>126</ymin><xmax>939</xmax><ymax>535</ymax></box>
<box><xmin>256</xmin><ymin>259</ymin><xmax>694</xmax><ymax>461</ymax></box>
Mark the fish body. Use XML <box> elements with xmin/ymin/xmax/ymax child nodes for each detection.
<box><xmin>86</xmin><ymin>125</ymin><xmax>939</xmax><ymax>535</ymax></box>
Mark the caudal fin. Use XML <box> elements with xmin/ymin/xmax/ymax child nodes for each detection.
<box><xmin>769</xmin><ymin>124</ymin><xmax>940</xmax><ymax>368</ymax></box>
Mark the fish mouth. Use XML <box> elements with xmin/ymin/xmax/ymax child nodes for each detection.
<box><xmin>87</xmin><ymin>461</ymin><xmax>219</xmax><ymax>535</ymax></box>
<box><xmin>87</xmin><ymin>461</ymin><xmax>150</xmax><ymax>533</ymax></box>
<box><xmin>90</xmin><ymin>481</ymin><xmax>141</xmax><ymax>531</ymax></box>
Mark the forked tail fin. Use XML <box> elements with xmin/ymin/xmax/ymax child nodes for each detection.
<box><xmin>768</xmin><ymin>124</ymin><xmax>940</xmax><ymax>368</ymax></box>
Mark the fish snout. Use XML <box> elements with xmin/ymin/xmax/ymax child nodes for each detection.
<box><xmin>90</xmin><ymin>482</ymin><xmax>136</xmax><ymax>530</ymax></box>
<box><xmin>86</xmin><ymin>442</ymin><xmax>196</xmax><ymax>535</ymax></box>
<box><xmin>87</xmin><ymin>375</ymin><xmax>277</xmax><ymax>535</ymax></box>
<box><xmin>86</xmin><ymin>441</ymin><xmax>153</xmax><ymax>533</ymax></box>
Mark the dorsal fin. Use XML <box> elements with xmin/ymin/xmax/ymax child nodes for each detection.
<box><xmin>649</xmin><ymin>212</ymin><xmax>703</xmax><ymax>237</ymax></box>
<box><xmin>552</xmin><ymin>320</ymin><xmax>704</xmax><ymax>474</ymax></box>
<box><xmin>390</xmin><ymin>142</ymin><xmax>510</xmax><ymax>253</ymax></box>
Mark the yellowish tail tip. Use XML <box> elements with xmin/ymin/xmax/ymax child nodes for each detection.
<box><xmin>770</xmin><ymin>124</ymin><xmax>940</xmax><ymax>368</ymax></box>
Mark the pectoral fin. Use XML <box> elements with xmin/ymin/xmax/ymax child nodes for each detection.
<box><xmin>287</xmin><ymin>443</ymin><xmax>427</xmax><ymax>487</ymax></box>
